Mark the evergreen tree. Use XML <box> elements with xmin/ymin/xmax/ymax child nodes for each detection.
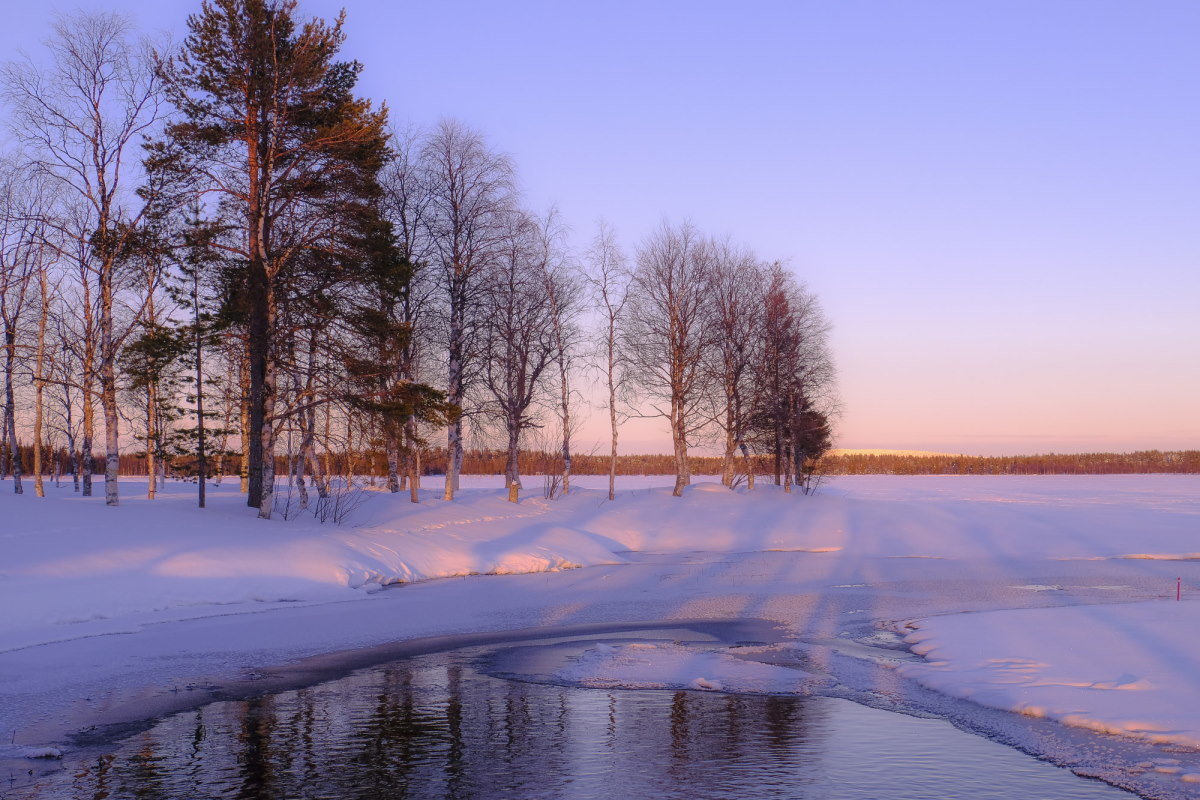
<box><xmin>168</xmin><ymin>207</ymin><xmax>231</xmax><ymax>507</ymax></box>
<box><xmin>123</xmin><ymin>322</ymin><xmax>187</xmax><ymax>470</ymax></box>
<box><xmin>152</xmin><ymin>0</ymin><xmax>389</xmax><ymax>518</ymax></box>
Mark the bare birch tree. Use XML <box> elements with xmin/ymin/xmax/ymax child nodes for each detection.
<box><xmin>31</xmin><ymin>233</ymin><xmax>59</xmax><ymax>497</ymax></box>
<box><xmin>48</xmin><ymin>312</ymin><xmax>85</xmax><ymax>491</ymax></box>
<box><xmin>704</xmin><ymin>239</ymin><xmax>765</xmax><ymax>488</ymax></box>
<box><xmin>623</xmin><ymin>221</ymin><xmax>713</xmax><ymax>497</ymax></box>
<box><xmin>532</xmin><ymin>209</ymin><xmax>581</xmax><ymax>495</ymax></box>
<box><xmin>380</xmin><ymin>126</ymin><xmax>440</xmax><ymax>502</ymax></box>
<box><xmin>3</xmin><ymin>11</ymin><xmax>165</xmax><ymax>506</ymax></box>
<box><xmin>0</xmin><ymin>168</ymin><xmax>43</xmax><ymax>494</ymax></box>
<box><xmin>480</xmin><ymin>211</ymin><xmax>555</xmax><ymax>503</ymax></box>
<box><xmin>583</xmin><ymin>221</ymin><xmax>630</xmax><ymax>501</ymax></box>
<box><xmin>420</xmin><ymin>119</ymin><xmax>515</xmax><ymax>501</ymax></box>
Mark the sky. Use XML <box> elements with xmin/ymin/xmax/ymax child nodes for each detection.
<box><xmin>3</xmin><ymin>0</ymin><xmax>1197</xmax><ymax>456</ymax></box>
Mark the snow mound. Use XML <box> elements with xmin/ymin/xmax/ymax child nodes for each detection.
<box><xmin>553</xmin><ymin>642</ymin><xmax>826</xmax><ymax>694</ymax></box>
<box><xmin>901</xmin><ymin>601</ymin><xmax>1200</xmax><ymax>748</ymax></box>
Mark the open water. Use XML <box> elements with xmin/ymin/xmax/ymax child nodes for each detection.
<box><xmin>9</xmin><ymin>631</ymin><xmax>1134</xmax><ymax>800</ymax></box>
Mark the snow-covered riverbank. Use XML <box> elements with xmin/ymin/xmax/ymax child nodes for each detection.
<box><xmin>2</xmin><ymin>475</ymin><xmax>1198</xmax><ymax>797</ymax></box>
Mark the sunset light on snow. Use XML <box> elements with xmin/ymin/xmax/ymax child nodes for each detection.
<box><xmin>0</xmin><ymin>5</ymin><xmax>1196</xmax><ymax>798</ymax></box>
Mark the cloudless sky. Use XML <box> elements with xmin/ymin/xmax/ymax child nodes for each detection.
<box><xmin>4</xmin><ymin>1</ymin><xmax>1197</xmax><ymax>455</ymax></box>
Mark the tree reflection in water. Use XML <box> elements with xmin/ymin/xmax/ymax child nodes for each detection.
<box><xmin>37</xmin><ymin>643</ymin><xmax>1130</xmax><ymax>800</ymax></box>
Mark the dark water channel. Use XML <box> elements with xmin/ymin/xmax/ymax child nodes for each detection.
<box><xmin>13</xmin><ymin>631</ymin><xmax>1133</xmax><ymax>800</ymax></box>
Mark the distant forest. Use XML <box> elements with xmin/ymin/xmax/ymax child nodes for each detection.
<box><xmin>435</xmin><ymin>449</ymin><xmax>1196</xmax><ymax>477</ymax></box>
<box><xmin>14</xmin><ymin>447</ymin><xmax>1192</xmax><ymax>482</ymax></box>
<box><xmin>820</xmin><ymin>450</ymin><xmax>1199</xmax><ymax>475</ymax></box>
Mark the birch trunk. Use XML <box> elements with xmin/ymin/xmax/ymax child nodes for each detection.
<box><xmin>558</xmin><ymin>363</ymin><xmax>571</xmax><ymax>495</ymax></box>
<box><xmin>81</xmin><ymin>381</ymin><xmax>95</xmax><ymax>497</ymax></box>
<box><xmin>292</xmin><ymin>436</ymin><xmax>308</xmax><ymax>510</ymax></box>
<box><xmin>305</xmin><ymin>442</ymin><xmax>329</xmax><ymax>498</ymax></box>
<box><xmin>505</xmin><ymin>417</ymin><xmax>521</xmax><ymax>503</ymax></box>
<box><xmin>3</xmin><ymin>330</ymin><xmax>22</xmax><ymax>494</ymax></box>
<box><xmin>100</xmin><ymin>379</ymin><xmax>118</xmax><ymax>503</ymax></box>
<box><xmin>741</xmin><ymin>444</ymin><xmax>755</xmax><ymax>491</ymax></box>
<box><xmin>444</xmin><ymin>303</ymin><xmax>464</xmax><ymax>501</ymax></box>
<box><xmin>33</xmin><ymin>369</ymin><xmax>44</xmax><ymax>497</ymax></box>
<box><xmin>671</xmin><ymin>396</ymin><xmax>690</xmax><ymax>497</ymax></box>
<box><xmin>146</xmin><ymin>381</ymin><xmax>158</xmax><ymax>499</ymax></box>
<box><xmin>64</xmin><ymin>391</ymin><xmax>79</xmax><ymax>492</ymax></box>
<box><xmin>301</xmin><ymin>403</ymin><xmax>328</xmax><ymax>500</ymax></box>
<box><xmin>101</xmin><ymin>368</ymin><xmax>119</xmax><ymax>505</ymax></box>
<box><xmin>100</xmin><ymin>257</ymin><xmax>120</xmax><ymax>506</ymax></box>
<box><xmin>321</xmin><ymin>404</ymin><xmax>333</xmax><ymax>489</ymax></box>
<box><xmin>721</xmin><ymin>412</ymin><xmax>737</xmax><ymax>487</ymax></box>
<box><xmin>773</xmin><ymin>421</ymin><xmax>783</xmax><ymax>487</ymax></box>
<box><xmin>444</xmin><ymin>417</ymin><xmax>461</xmax><ymax>500</ymax></box>
<box><xmin>607</xmin><ymin>364</ymin><xmax>618</xmax><ymax>502</ymax></box>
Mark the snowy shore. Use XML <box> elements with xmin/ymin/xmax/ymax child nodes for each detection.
<box><xmin>2</xmin><ymin>474</ymin><xmax>1199</xmax><ymax>796</ymax></box>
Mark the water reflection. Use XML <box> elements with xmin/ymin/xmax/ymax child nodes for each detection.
<box><xmin>27</xmin><ymin>643</ymin><xmax>1129</xmax><ymax>800</ymax></box>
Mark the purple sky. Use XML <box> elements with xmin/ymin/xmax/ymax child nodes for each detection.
<box><xmin>5</xmin><ymin>1</ymin><xmax>1197</xmax><ymax>455</ymax></box>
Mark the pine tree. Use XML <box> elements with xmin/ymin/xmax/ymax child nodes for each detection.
<box><xmin>152</xmin><ymin>0</ymin><xmax>389</xmax><ymax>518</ymax></box>
<box><xmin>170</xmin><ymin>207</ymin><xmax>231</xmax><ymax>507</ymax></box>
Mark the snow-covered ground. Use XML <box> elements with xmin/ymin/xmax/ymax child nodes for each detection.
<box><xmin>541</xmin><ymin>639</ymin><xmax>832</xmax><ymax>694</ymax></box>
<box><xmin>2</xmin><ymin>474</ymin><xmax>1199</xmax><ymax>797</ymax></box>
<box><xmin>902</xmin><ymin>602</ymin><xmax>1200</xmax><ymax>753</ymax></box>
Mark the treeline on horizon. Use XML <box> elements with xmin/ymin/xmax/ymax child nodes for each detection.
<box><xmin>8</xmin><ymin>447</ymin><xmax>1195</xmax><ymax>481</ymax></box>
<box><xmin>822</xmin><ymin>450</ymin><xmax>1200</xmax><ymax>475</ymax></box>
<box><xmin>0</xmin><ymin>0</ymin><xmax>836</xmax><ymax>515</ymax></box>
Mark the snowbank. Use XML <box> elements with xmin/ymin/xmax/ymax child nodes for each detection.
<box><xmin>901</xmin><ymin>601</ymin><xmax>1200</xmax><ymax>748</ymax></box>
<box><xmin>0</xmin><ymin>480</ymin><xmax>622</xmax><ymax>653</ymax></box>
<box><xmin>2</xmin><ymin>474</ymin><xmax>1198</xmax><ymax>656</ymax></box>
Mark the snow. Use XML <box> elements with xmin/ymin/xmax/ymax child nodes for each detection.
<box><xmin>900</xmin><ymin>601</ymin><xmax>1200</xmax><ymax>747</ymax></box>
<box><xmin>2</xmin><ymin>474</ymin><xmax>1200</xmax><ymax>796</ymax></box>
<box><xmin>4</xmin><ymin>473</ymin><xmax>1194</xmax><ymax>656</ymax></box>
<box><xmin>0</xmin><ymin>746</ymin><xmax>63</xmax><ymax>760</ymax></box>
<box><xmin>551</xmin><ymin>641</ymin><xmax>829</xmax><ymax>693</ymax></box>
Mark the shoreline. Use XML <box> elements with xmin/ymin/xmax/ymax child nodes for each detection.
<box><xmin>66</xmin><ymin>617</ymin><xmax>784</xmax><ymax>750</ymax></box>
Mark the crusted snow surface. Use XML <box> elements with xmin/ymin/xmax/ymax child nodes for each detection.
<box><xmin>552</xmin><ymin>641</ymin><xmax>828</xmax><ymax>693</ymax></box>
<box><xmin>901</xmin><ymin>601</ymin><xmax>1200</xmax><ymax>748</ymax></box>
